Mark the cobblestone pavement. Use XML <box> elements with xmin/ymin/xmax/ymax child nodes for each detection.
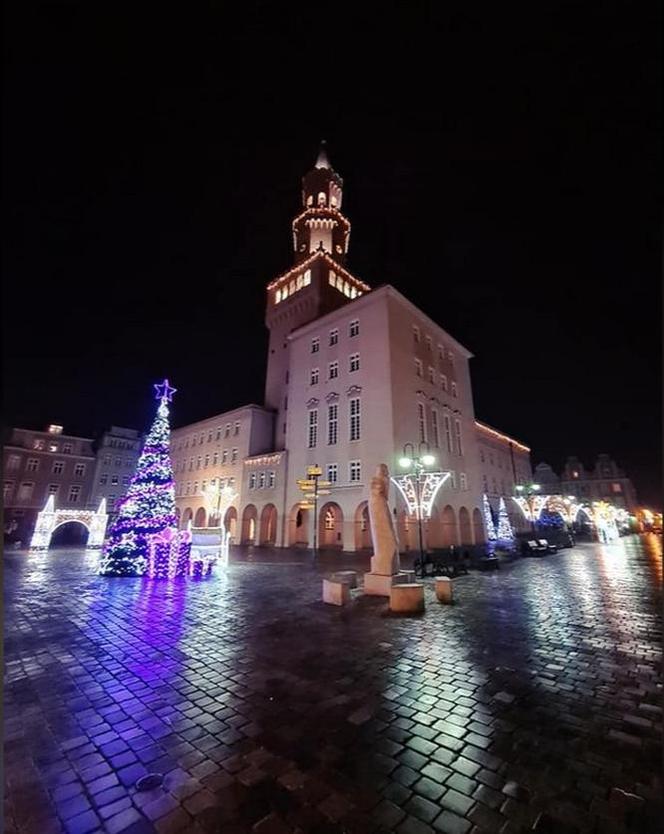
<box><xmin>4</xmin><ymin>535</ymin><xmax>662</xmax><ymax>834</ymax></box>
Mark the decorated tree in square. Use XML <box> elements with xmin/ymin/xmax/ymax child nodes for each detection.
<box><xmin>497</xmin><ymin>496</ymin><xmax>515</xmax><ymax>546</ymax></box>
<box><xmin>482</xmin><ymin>494</ymin><xmax>497</xmax><ymax>541</ymax></box>
<box><xmin>100</xmin><ymin>380</ymin><xmax>178</xmax><ymax>576</ymax></box>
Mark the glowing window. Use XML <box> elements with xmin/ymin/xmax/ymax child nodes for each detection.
<box><xmin>329</xmin><ymin>270</ymin><xmax>336</xmax><ymax>286</ymax></box>
<box><xmin>350</xmin><ymin>286</ymin><xmax>357</xmax><ymax>298</ymax></box>
<box><xmin>289</xmin><ymin>279</ymin><xmax>296</xmax><ymax>294</ymax></box>
<box><xmin>318</xmin><ymin>192</ymin><xmax>326</xmax><ymax>205</ymax></box>
<box><xmin>304</xmin><ymin>269</ymin><xmax>311</xmax><ymax>285</ymax></box>
<box><xmin>297</xmin><ymin>274</ymin><xmax>303</xmax><ymax>290</ymax></box>
<box><xmin>276</xmin><ymin>289</ymin><xmax>282</xmax><ymax>303</ymax></box>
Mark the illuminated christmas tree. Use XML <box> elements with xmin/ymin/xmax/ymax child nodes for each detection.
<box><xmin>482</xmin><ymin>494</ymin><xmax>497</xmax><ymax>541</ymax></box>
<box><xmin>100</xmin><ymin>380</ymin><xmax>178</xmax><ymax>576</ymax></box>
<box><xmin>497</xmin><ymin>497</ymin><xmax>514</xmax><ymax>544</ymax></box>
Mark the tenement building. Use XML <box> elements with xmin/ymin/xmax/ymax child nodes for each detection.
<box><xmin>171</xmin><ymin>145</ymin><xmax>532</xmax><ymax>551</ymax></box>
<box><xmin>534</xmin><ymin>454</ymin><xmax>638</xmax><ymax>511</ymax></box>
<box><xmin>3</xmin><ymin>424</ymin><xmax>96</xmax><ymax>542</ymax></box>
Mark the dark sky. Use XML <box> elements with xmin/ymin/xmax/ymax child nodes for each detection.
<box><xmin>3</xmin><ymin>4</ymin><xmax>661</xmax><ymax>504</ymax></box>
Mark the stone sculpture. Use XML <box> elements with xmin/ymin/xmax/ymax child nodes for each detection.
<box><xmin>369</xmin><ymin>464</ymin><xmax>400</xmax><ymax>575</ymax></box>
<box><xmin>364</xmin><ymin>464</ymin><xmax>404</xmax><ymax>596</ymax></box>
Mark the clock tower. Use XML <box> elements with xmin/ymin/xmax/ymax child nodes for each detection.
<box><xmin>264</xmin><ymin>143</ymin><xmax>370</xmax><ymax>449</ymax></box>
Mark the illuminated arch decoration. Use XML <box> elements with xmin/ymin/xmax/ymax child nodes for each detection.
<box><xmin>590</xmin><ymin>501</ymin><xmax>620</xmax><ymax>543</ymax></box>
<box><xmin>391</xmin><ymin>472</ymin><xmax>450</xmax><ymax>519</ymax></box>
<box><xmin>30</xmin><ymin>495</ymin><xmax>108</xmax><ymax>550</ymax></box>
<box><xmin>512</xmin><ymin>494</ymin><xmax>548</xmax><ymax>522</ymax></box>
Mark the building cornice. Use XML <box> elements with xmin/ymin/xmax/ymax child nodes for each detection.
<box><xmin>474</xmin><ymin>420</ymin><xmax>530</xmax><ymax>453</ymax></box>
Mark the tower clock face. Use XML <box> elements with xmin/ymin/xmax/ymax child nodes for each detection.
<box><xmin>335</xmin><ymin>245</ymin><xmax>343</xmax><ymax>253</ymax></box>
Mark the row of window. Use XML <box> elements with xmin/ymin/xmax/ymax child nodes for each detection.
<box><xmin>174</xmin><ymin>422</ymin><xmax>241</xmax><ymax>450</ymax></box>
<box><xmin>412</xmin><ymin>326</ymin><xmax>455</xmax><ymax>363</ymax></box>
<box><xmin>414</xmin><ymin>359</ymin><xmax>458</xmax><ymax>396</ymax></box>
<box><xmin>105</xmin><ymin>438</ymin><xmax>137</xmax><ymax>450</ymax></box>
<box><xmin>174</xmin><ymin>448</ymin><xmax>238</xmax><ymax>472</ymax></box>
<box><xmin>275</xmin><ymin>269</ymin><xmax>312</xmax><ymax>304</ymax></box>
<box><xmin>328</xmin><ymin>272</ymin><xmax>363</xmax><ymax>300</ymax></box>
<box><xmin>323</xmin><ymin>461</ymin><xmax>362</xmax><ymax>484</ymax></box>
<box><xmin>178</xmin><ymin>476</ymin><xmax>236</xmax><ymax>497</ymax></box>
<box><xmin>29</xmin><ymin>438</ymin><xmax>76</xmax><ymax>453</ymax></box>
<box><xmin>4</xmin><ymin>481</ymin><xmax>82</xmax><ymax>502</ymax></box>
<box><xmin>99</xmin><ymin>474</ymin><xmax>129</xmax><ymax>486</ymax></box>
<box><xmin>6</xmin><ymin>455</ymin><xmax>89</xmax><ymax>477</ymax></box>
<box><xmin>100</xmin><ymin>456</ymin><xmax>134</xmax><ymax>468</ymax></box>
<box><xmin>311</xmin><ymin>319</ymin><xmax>360</xmax><ymax>353</ymax></box>
<box><xmin>310</xmin><ymin>353</ymin><xmax>360</xmax><ymax>384</ymax></box>
<box><xmin>308</xmin><ymin>398</ymin><xmax>360</xmax><ymax>448</ymax></box>
<box><xmin>248</xmin><ymin>471</ymin><xmax>277</xmax><ymax>490</ymax></box>
<box><xmin>417</xmin><ymin>403</ymin><xmax>463</xmax><ymax>455</ymax></box>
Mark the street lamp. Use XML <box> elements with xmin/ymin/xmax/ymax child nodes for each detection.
<box><xmin>514</xmin><ymin>482</ymin><xmax>541</xmax><ymax>534</ymax></box>
<box><xmin>398</xmin><ymin>442</ymin><xmax>436</xmax><ymax>575</ymax></box>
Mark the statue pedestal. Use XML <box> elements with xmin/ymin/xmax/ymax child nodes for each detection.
<box><xmin>364</xmin><ymin>571</ymin><xmax>407</xmax><ymax>597</ymax></box>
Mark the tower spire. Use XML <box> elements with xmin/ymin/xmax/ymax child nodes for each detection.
<box><xmin>315</xmin><ymin>140</ymin><xmax>330</xmax><ymax>169</ymax></box>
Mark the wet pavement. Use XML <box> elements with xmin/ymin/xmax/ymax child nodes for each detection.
<box><xmin>3</xmin><ymin>535</ymin><xmax>662</xmax><ymax>834</ymax></box>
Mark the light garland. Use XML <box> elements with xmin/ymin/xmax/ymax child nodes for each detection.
<box><xmin>475</xmin><ymin>420</ymin><xmax>531</xmax><ymax>453</ymax></box>
<box><xmin>391</xmin><ymin>472</ymin><xmax>450</xmax><ymax>519</ymax></box>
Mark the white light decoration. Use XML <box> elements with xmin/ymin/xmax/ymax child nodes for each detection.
<box><xmin>512</xmin><ymin>494</ymin><xmax>548</xmax><ymax>522</ymax></box>
<box><xmin>30</xmin><ymin>496</ymin><xmax>108</xmax><ymax>550</ymax></box>
<box><xmin>391</xmin><ymin>472</ymin><xmax>450</xmax><ymax>519</ymax></box>
<box><xmin>200</xmin><ymin>483</ymin><xmax>238</xmax><ymax>567</ymax></box>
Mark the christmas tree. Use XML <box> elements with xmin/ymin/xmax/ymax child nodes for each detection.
<box><xmin>482</xmin><ymin>494</ymin><xmax>497</xmax><ymax>541</ymax></box>
<box><xmin>497</xmin><ymin>496</ymin><xmax>514</xmax><ymax>544</ymax></box>
<box><xmin>100</xmin><ymin>380</ymin><xmax>178</xmax><ymax>576</ymax></box>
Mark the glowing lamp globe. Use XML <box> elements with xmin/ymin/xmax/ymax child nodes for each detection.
<box><xmin>399</xmin><ymin>457</ymin><xmax>412</xmax><ymax>469</ymax></box>
<box><xmin>422</xmin><ymin>454</ymin><xmax>435</xmax><ymax>466</ymax></box>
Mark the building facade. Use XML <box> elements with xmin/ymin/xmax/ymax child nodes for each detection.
<box><xmin>3</xmin><ymin>424</ymin><xmax>96</xmax><ymax>542</ymax></box>
<box><xmin>475</xmin><ymin>420</ymin><xmax>533</xmax><ymax>534</ymax></box>
<box><xmin>90</xmin><ymin>426</ymin><xmax>143</xmax><ymax>518</ymax></box>
<box><xmin>172</xmin><ymin>146</ymin><xmax>532</xmax><ymax>552</ymax></box>
<box><xmin>535</xmin><ymin>454</ymin><xmax>638</xmax><ymax>511</ymax></box>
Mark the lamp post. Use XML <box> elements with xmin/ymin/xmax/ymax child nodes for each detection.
<box><xmin>399</xmin><ymin>442</ymin><xmax>436</xmax><ymax>575</ymax></box>
<box><xmin>514</xmin><ymin>482</ymin><xmax>541</xmax><ymax>534</ymax></box>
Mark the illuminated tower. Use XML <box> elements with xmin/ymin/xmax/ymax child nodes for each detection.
<box><xmin>264</xmin><ymin>142</ymin><xmax>370</xmax><ymax>449</ymax></box>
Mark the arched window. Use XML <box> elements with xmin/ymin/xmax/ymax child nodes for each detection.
<box><xmin>318</xmin><ymin>192</ymin><xmax>326</xmax><ymax>206</ymax></box>
<box><xmin>303</xmin><ymin>269</ymin><xmax>312</xmax><ymax>286</ymax></box>
<box><xmin>324</xmin><ymin>509</ymin><xmax>335</xmax><ymax>530</ymax></box>
<box><xmin>307</xmin><ymin>195</ymin><xmax>313</xmax><ymax>206</ymax></box>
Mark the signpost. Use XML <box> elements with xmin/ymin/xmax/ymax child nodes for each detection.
<box><xmin>297</xmin><ymin>465</ymin><xmax>331</xmax><ymax>555</ymax></box>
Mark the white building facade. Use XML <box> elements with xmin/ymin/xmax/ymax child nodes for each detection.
<box><xmin>172</xmin><ymin>145</ymin><xmax>532</xmax><ymax>552</ymax></box>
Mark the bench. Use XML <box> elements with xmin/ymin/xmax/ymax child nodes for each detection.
<box><xmin>414</xmin><ymin>549</ymin><xmax>470</xmax><ymax>578</ymax></box>
<box><xmin>522</xmin><ymin>539</ymin><xmax>548</xmax><ymax>556</ymax></box>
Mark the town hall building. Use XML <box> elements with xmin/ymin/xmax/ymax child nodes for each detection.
<box><xmin>170</xmin><ymin>145</ymin><xmax>532</xmax><ymax>551</ymax></box>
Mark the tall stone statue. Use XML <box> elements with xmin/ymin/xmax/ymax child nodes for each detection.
<box><xmin>368</xmin><ymin>464</ymin><xmax>400</xmax><ymax>577</ymax></box>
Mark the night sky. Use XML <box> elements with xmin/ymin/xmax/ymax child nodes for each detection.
<box><xmin>3</xmin><ymin>4</ymin><xmax>661</xmax><ymax>504</ymax></box>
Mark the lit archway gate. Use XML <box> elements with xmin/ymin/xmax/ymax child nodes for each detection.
<box><xmin>30</xmin><ymin>495</ymin><xmax>109</xmax><ymax>550</ymax></box>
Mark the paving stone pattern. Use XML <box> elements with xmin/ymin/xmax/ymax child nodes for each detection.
<box><xmin>4</xmin><ymin>536</ymin><xmax>663</xmax><ymax>833</ymax></box>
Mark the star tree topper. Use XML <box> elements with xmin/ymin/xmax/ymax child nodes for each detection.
<box><xmin>154</xmin><ymin>378</ymin><xmax>177</xmax><ymax>403</ymax></box>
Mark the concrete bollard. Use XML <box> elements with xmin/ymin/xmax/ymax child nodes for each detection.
<box><xmin>332</xmin><ymin>570</ymin><xmax>358</xmax><ymax>588</ymax></box>
<box><xmin>323</xmin><ymin>579</ymin><xmax>351</xmax><ymax>606</ymax></box>
<box><xmin>434</xmin><ymin>576</ymin><xmax>453</xmax><ymax>604</ymax></box>
<box><xmin>389</xmin><ymin>583</ymin><xmax>425</xmax><ymax>613</ymax></box>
